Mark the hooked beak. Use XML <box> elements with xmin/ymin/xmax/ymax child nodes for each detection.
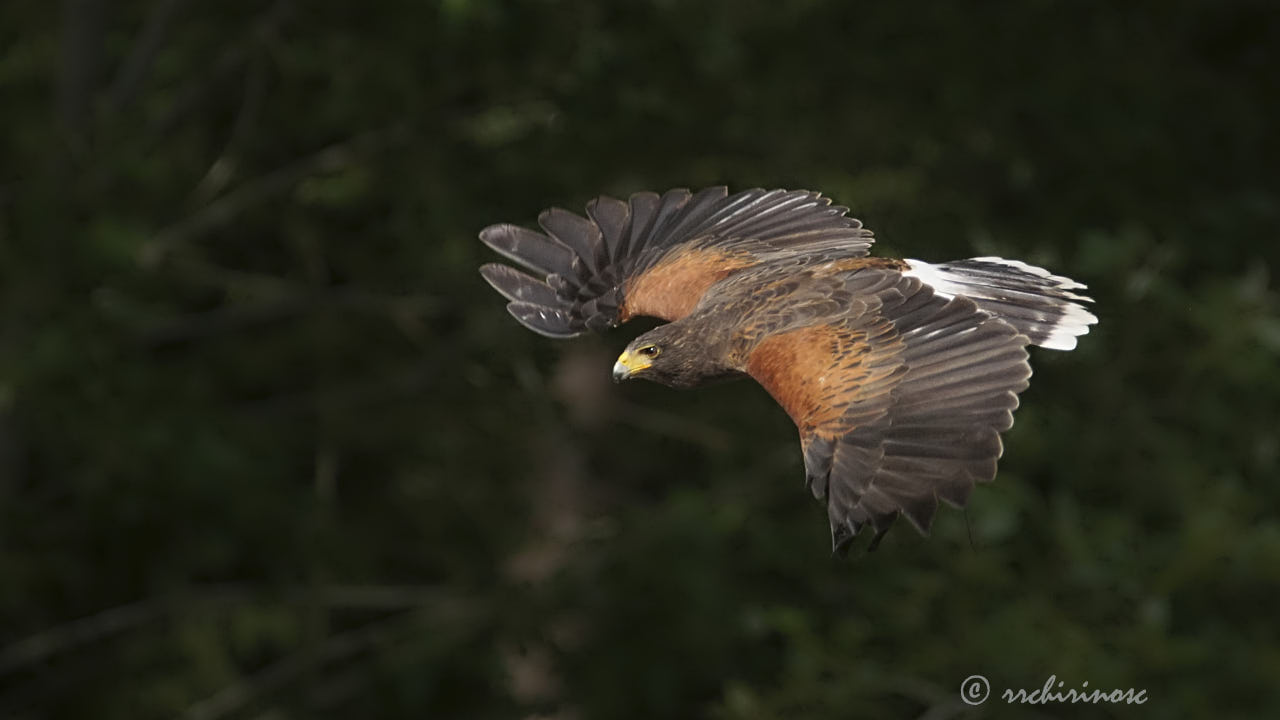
<box><xmin>612</xmin><ymin>361</ymin><xmax>630</xmax><ymax>383</ymax></box>
<box><xmin>612</xmin><ymin>349</ymin><xmax>650</xmax><ymax>383</ymax></box>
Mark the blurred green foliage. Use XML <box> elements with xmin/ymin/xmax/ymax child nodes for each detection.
<box><xmin>2</xmin><ymin>1</ymin><xmax>1278</xmax><ymax>718</ymax></box>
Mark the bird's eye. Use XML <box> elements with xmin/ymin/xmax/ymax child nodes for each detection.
<box><xmin>637</xmin><ymin>345</ymin><xmax>659</xmax><ymax>357</ymax></box>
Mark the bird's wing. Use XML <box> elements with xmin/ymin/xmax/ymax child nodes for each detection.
<box><xmin>478</xmin><ymin>187</ymin><xmax>874</xmax><ymax>337</ymax></box>
<box><xmin>743</xmin><ymin>271</ymin><xmax>1031</xmax><ymax>553</ymax></box>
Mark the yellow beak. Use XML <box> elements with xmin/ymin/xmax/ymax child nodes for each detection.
<box><xmin>612</xmin><ymin>349</ymin><xmax>652</xmax><ymax>382</ymax></box>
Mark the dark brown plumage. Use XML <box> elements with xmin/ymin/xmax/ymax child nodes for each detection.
<box><xmin>479</xmin><ymin>187</ymin><xmax>1096</xmax><ymax>553</ymax></box>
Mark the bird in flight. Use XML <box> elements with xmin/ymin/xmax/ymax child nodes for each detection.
<box><xmin>479</xmin><ymin>187</ymin><xmax>1096</xmax><ymax>553</ymax></box>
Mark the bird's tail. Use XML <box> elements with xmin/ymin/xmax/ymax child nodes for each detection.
<box><xmin>903</xmin><ymin>257</ymin><xmax>1097</xmax><ymax>350</ymax></box>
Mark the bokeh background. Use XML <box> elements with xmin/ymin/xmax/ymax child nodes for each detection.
<box><xmin>3</xmin><ymin>1</ymin><xmax>1278</xmax><ymax>718</ymax></box>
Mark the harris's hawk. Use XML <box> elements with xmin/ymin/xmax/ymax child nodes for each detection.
<box><xmin>479</xmin><ymin>187</ymin><xmax>1096</xmax><ymax>553</ymax></box>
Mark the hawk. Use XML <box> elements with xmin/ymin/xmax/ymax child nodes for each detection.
<box><xmin>479</xmin><ymin>187</ymin><xmax>1096</xmax><ymax>553</ymax></box>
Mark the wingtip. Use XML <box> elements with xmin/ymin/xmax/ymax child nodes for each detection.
<box><xmin>478</xmin><ymin>262</ymin><xmax>505</xmax><ymax>287</ymax></box>
<box><xmin>477</xmin><ymin>223</ymin><xmax>514</xmax><ymax>249</ymax></box>
<box><xmin>506</xmin><ymin>301</ymin><xmax>583</xmax><ymax>339</ymax></box>
<box><xmin>829</xmin><ymin>521</ymin><xmax>892</xmax><ymax>558</ymax></box>
<box><xmin>831</xmin><ymin>523</ymin><xmax>855</xmax><ymax>558</ymax></box>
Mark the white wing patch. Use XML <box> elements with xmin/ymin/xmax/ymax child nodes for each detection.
<box><xmin>903</xmin><ymin>257</ymin><xmax>1097</xmax><ymax>351</ymax></box>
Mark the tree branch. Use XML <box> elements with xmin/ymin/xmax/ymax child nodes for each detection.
<box><xmin>0</xmin><ymin>584</ymin><xmax>449</xmax><ymax>676</ymax></box>
<box><xmin>149</xmin><ymin>0</ymin><xmax>292</xmax><ymax>137</ymax></box>
<box><xmin>180</xmin><ymin>590</ymin><xmax>477</xmax><ymax>720</ymax></box>
<box><xmin>0</xmin><ymin>599</ymin><xmax>161</xmax><ymax>675</ymax></box>
<box><xmin>178</xmin><ymin>612</ymin><xmax>408</xmax><ymax>720</ymax></box>
<box><xmin>106</xmin><ymin>0</ymin><xmax>194</xmax><ymax>110</ymax></box>
<box><xmin>56</xmin><ymin>0</ymin><xmax>106</xmax><ymax>145</ymax></box>
<box><xmin>139</xmin><ymin>125</ymin><xmax>409</xmax><ymax>266</ymax></box>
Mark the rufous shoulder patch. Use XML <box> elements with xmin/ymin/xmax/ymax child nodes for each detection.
<box><xmin>620</xmin><ymin>249</ymin><xmax>755</xmax><ymax>322</ymax></box>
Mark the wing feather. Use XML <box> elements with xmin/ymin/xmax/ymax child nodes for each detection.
<box><xmin>539</xmin><ymin>207</ymin><xmax>605</xmax><ymax>277</ymax></box>
<box><xmin>742</xmin><ymin>273</ymin><xmax>1032</xmax><ymax>553</ymax></box>
<box><xmin>479</xmin><ymin>263</ymin><xmax>567</xmax><ymax>307</ymax></box>
<box><xmin>585</xmin><ymin>196</ymin><xmax>630</xmax><ymax>264</ymax></box>
<box><xmin>478</xmin><ymin>187</ymin><xmax>875</xmax><ymax>337</ymax></box>
<box><xmin>478</xmin><ymin>224</ymin><xmax>577</xmax><ymax>279</ymax></box>
<box><xmin>625</xmin><ymin>191</ymin><xmax>662</xmax><ymax>258</ymax></box>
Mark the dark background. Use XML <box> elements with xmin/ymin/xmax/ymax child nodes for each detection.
<box><xmin>3</xmin><ymin>1</ymin><xmax>1278</xmax><ymax>718</ymax></box>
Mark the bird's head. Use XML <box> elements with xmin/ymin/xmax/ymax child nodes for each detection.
<box><xmin>612</xmin><ymin>323</ymin><xmax>732</xmax><ymax>389</ymax></box>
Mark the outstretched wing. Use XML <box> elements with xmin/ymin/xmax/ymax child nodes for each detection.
<box><xmin>744</xmin><ymin>272</ymin><xmax>1031</xmax><ymax>553</ymax></box>
<box><xmin>478</xmin><ymin>187</ymin><xmax>874</xmax><ymax>337</ymax></box>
